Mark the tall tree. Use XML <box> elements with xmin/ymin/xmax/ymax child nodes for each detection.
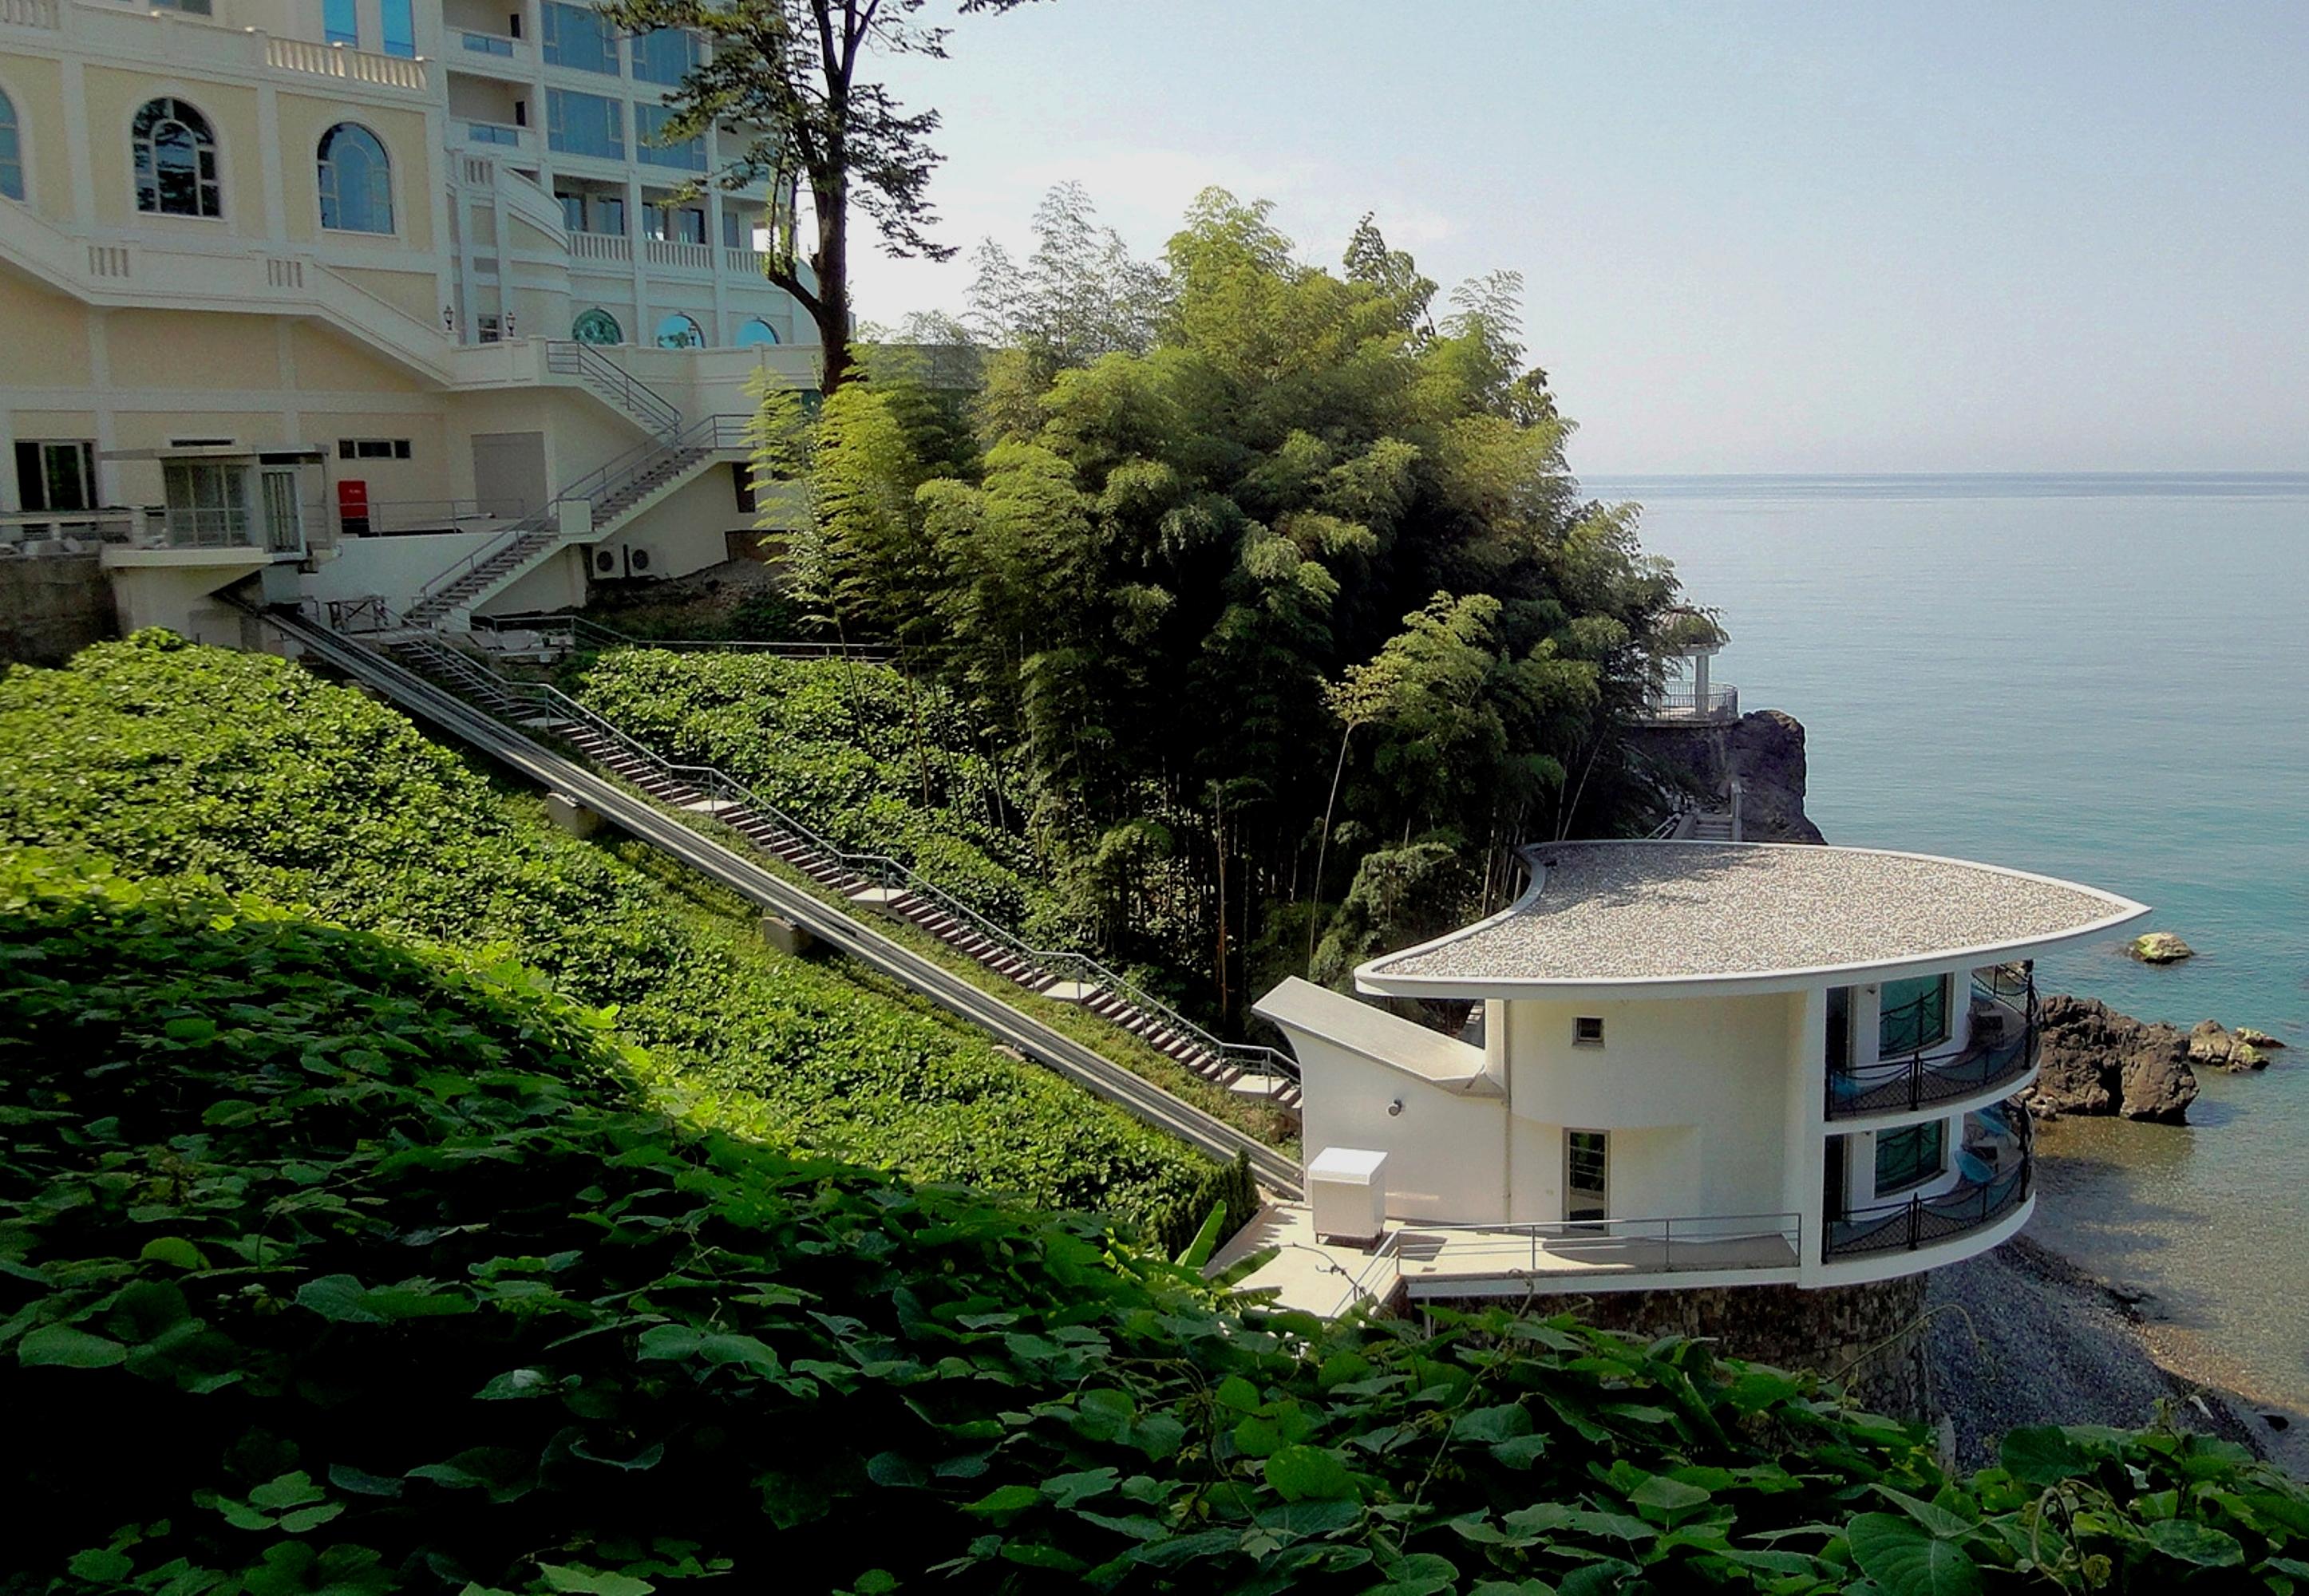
<box><xmin>598</xmin><ymin>0</ymin><xmax>1033</xmax><ymax>393</ymax></box>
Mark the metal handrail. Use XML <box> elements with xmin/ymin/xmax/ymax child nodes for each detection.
<box><xmin>543</xmin><ymin>340</ymin><xmax>682</xmax><ymax>436</ymax></box>
<box><xmin>1641</xmin><ymin>684</ymin><xmax>1740</xmax><ymax>721</ymax></box>
<box><xmin>1393</xmin><ymin>1211</ymin><xmax>1803</xmax><ymax>1279</ymax></box>
<box><xmin>392</xmin><ymin>640</ymin><xmax>1299</xmax><ymax>1095</ymax></box>
<box><xmin>407</xmin><ymin>413</ymin><xmax>749</xmax><ymax>616</ymax></box>
<box><xmin>472</xmin><ymin>610</ymin><xmax>895</xmax><ymax>662</ymax></box>
<box><xmin>1325</xmin><ymin>1231</ymin><xmax>1406</xmax><ymax>1317</ymax></box>
<box><xmin>1822</xmin><ymin>1112</ymin><xmax>2034</xmax><ymax>1262</ymax></box>
<box><xmin>1825</xmin><ymin>968</ymin><xmax>2038</xmax><ymax>1120</ymax></box>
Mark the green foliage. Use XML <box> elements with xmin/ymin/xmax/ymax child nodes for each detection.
<box><xmin>762</xmin><ymin>188</ymin><xmax>1693</xmax><ymax>1023</ymax></box>
<box><xmin>0</xmin><ymin>634</ymin><xmax>1231</xmax><ymax>1244</ymax></box>
<box><xmin>6</xmin><ymin>855</ymin><xmax>2305</xmax><ymax>1594</ymax></box>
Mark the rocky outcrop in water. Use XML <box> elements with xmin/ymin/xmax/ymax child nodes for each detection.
<box><xmin>2022</xmin><ymin>994</ymin><xmax>2199</xmax><ymax>1123</ymax></box>
<box><xmin>2129</xmin><ymin>932</ymin><xmax>2196</xmax><ymax>964</ymax></box>
<box><xmin>2188</xmin><ymin>1020</ymin><xmax>2278</xmax><ymax>1073</ymax></box>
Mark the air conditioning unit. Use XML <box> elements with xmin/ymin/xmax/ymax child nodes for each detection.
<box><xmin>592</xmin><ymin>544</ymin><xmax>656</xmax><ymax>579</ymax></box>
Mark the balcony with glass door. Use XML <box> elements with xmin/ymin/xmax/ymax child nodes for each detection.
<box><xmin>1825</xmin><ymin>963</ymin><xmax>2038</xmax><ymax>1120</ymax></box>
<box><xmin>1822</xmin><ymin>1104</ymin><xmax>2033</xmax><ymax>1262</ymax></box>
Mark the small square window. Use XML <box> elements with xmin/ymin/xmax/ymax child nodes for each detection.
<box><xmin>1573</xmin><ymin>1017</ymin><xmax>1605</xmax><ymax>1048</ymax></box>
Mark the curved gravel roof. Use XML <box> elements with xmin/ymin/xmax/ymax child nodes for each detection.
<box><xmin>1357</xmin><ymin>841</ymin><xmax>2147</xmax><ymax>996</ymax></box>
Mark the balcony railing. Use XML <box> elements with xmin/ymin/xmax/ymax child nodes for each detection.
<box><xmin>645</xmin><ymin>239</ymin><xmax>714</xmax><ymax>271</ymax></box>
<box><xmin>463</xmin><ymin>120</ymin><xmax>524</xmax><ymax>149</ymax></box>
<box><xmin>264</xmin><ymin>36</ymin><xmax>428</xmax><ymax>92</ymax></box>
<box><xmin>457</xmin><ymin>28</ymin><xmax>516</xmax><ymax>55</ymax></box>
<box><xmin>571</xmin><ymin>231</ymin><xmax>633</xmax><ymax>263</ymax></box>
<box><xmin>1826</xmin><ymin>966</ymin><xmax>2038</xmax><ymax>1120</ymax></box>
<box><xmin>0</xmin><ymin>508</ymin><xmax>164</xmax><ymax>551</ymax></box>
<box><xmin>1637</xmin><ymin>684</ymin><xmax>1740</xmax><ymax>725</ymax></box>
<box><xmin>1824</xmin><ymin>1108</ymin><xmax>2033</xmax><ymax>1262</ymax></box>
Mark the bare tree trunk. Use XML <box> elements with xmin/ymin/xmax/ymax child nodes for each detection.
<box><xmin>1306</xmin><ymin>723</ymin><xmax>1354</xmax><ymax>973</ymax></box>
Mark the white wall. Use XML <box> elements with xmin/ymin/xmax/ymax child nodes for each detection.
<box><xmin>1502</xmin><ymin>992</ymin><xmax>1801</xmax><ymax>1223</ymax></box>
<box><xmin>1291</xmin><ymin>1036</ymin><xmax>1507</xmax><ymax>1223</ymax></box>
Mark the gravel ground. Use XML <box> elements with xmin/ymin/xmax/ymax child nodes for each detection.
<box><xmin>1929</xmin><ymin>1235</ymin><xmax>2296</xmax><ymax>1472</ymax></box>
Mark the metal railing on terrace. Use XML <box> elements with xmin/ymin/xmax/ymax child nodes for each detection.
<box><xmin>1635</xmin><ymin>684</ymin><xmax>1740</xmax><ymax>725</ymax></box>
<box><xmin>472</xmin><ymin>610</ymin><xmax>893</xmax><ymax>662</ymax></box>
<box><xmin>1822</xmin><ymin>1108</ymin><xmax>2033</xmax><ymax>1262</ymax></box>
<box><xmin>1</xmin><ymin>505</ymin><xmax>298</xmax><ymax>554</ymax></box>
<box><xmin>1330</xmin><ymin>1211</ymin><xmax>1804</xmax><ymax>1315</ymax></box>
<box><xmin>1826</xmin><ymin>966</ymin><xmax>2038</xmax><ymax>1120</ymax></box>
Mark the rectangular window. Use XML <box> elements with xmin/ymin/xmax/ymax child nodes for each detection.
<box><xmin>721</xmin><ymin>207</ymin><xmax>743</xmax><ymax>249</ymax></box>
<box><xmin>1878</xmin><ymin>974</ymin><xmax>1951</xmax><ymax>1057</ymax></box>
<box><xmin>322</xmin><ymin>0</ymin><xmax>358</xmax><ymax>46</ymax></box>
<box><xmin>379</xmin><ymin>0</ymin><xmax>415</xmax><ymax>57</ymax></box>
<box><xmin>151</xmin><ymin>0</ymin><xmax>213</xmax><ymax>13</ymax></box>
<box><xmin>477</xmin><ymin>314</ymin><xmax>502</xmax><ymax>344</ymax></box>
<box><xmin>634</xmin><ymin>102</ymin><xmax>705</xmax><ymax>170</ymax></box>
<box><xmin>1572</xmin><ymin>1017</ymin><xmax>1604</xmax><ymax>1049</ymax></box>
<box><xmin>1873</xmin><ymin>1120</ymin><xmax>1946</xmax><ymax>1196</ymax></box>
<box><xmin>541</xmin><ymin>1</ymin><xmax>618</xmax><ymax>73</ymax></box>
<box><xmin>630</xmin><ymin>27</ymin><xmax>696</xmax><ymax>85</ymax></box>
<box><xmin>547</xmin><ymin>89</ymin><xmax>623</xmax><ymax>159</ymax></box>
<box><xmin>14</xmin><ymin>440</ymin><xmax>97</xmax><ymax>512</ymax></box>
<box><xmin>336</xmin><ymin>439</ymin><xmax>412</xmax><ymax>460</ymax></box>
<box><xmin>557</xmin><ymin>189</ymin><xmax>587</xmax><ymax>231</ymax></box>
<box><xmin>161</xmin><ymin>460</ymin><xmax>249</xmax><ymax>547</ymax></box>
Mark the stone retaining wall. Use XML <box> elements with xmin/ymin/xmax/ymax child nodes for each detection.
<box><xmin>1426</xmin><ymin>1275</ymin><xmax>1933</xmax><ymax>1417</ymax></box>
<box><xmin>0</xmin><ymin>556</ymin><xmax>114</xmax><ymax>666</ymax></box>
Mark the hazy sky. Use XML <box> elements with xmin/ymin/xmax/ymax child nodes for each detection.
<box><xmin>847</xmin><ymin>1</ymin><xmax>2309</xmax><ymax>476</ymax></box>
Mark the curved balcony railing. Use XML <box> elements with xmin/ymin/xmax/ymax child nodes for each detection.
<box><xmin>1825</xmin><ymin>967</ymin><xmax>2038</xmax><ymax>1120</ymax></box>
<box><xmin>1822</xmin><ymin>1107</ymin><xmax>2033</xmax><ymax>1262</ymax></box>
<box><xmin>1636</xmin><ymin>684</ymin><xmax>1740</xmax><ymax>725</ymax></box>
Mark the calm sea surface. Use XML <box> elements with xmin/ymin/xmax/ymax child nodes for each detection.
<box><xmin>1587</xmin><ymin>473</ymin><xmax>2309</xmax><ymax>1408</ymax></box>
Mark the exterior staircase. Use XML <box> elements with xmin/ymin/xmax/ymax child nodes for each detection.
<box><xmin>1690</xmin><ymin>811</ymin><xmax>1737</xmax><ymax>841</ymax></box>
<box><xmin>376</xmin><ymin>634</ymin><xmax>1301</xmax><ymax>1113</ymax></box>
<box><xmin>403</xmin><ymin>419</ymin><xmax>740</xmax><ymax>626</ymax></box>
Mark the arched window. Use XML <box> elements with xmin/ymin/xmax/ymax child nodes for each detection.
<box><xmin>132</xmin><ymin>97</ymin><xmax>220</xmax><ymax>218</ymax></box>
<box><xmin>0</xmin><ymin>88</ymin><xmax>24</xmax><ymax>202</ymax></box>
<box><xmin>734</xmin><ymin>318</ymin><xmax>780</xmax><ymax>348</ymax></box>
<box><xmin>654</xmin><ymin>312</ymin><xmax>704</xmax><ymax>350</ymax></box>
<box><xmin>571</xmin><ymin>307</ymin><xmax>623</xmax><ymax>346</ymax></box>
<box><xmin>318</xmin><ymin>123</ymin><xmax>392</xmax><ymax>234</ymax></box>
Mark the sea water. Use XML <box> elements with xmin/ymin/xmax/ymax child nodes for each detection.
<box><xmin>1587</xmin><ymin>473</ymin><xmax>2309</xmax><ymax>1408</ymax></box>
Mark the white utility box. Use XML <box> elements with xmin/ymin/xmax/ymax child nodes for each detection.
<box><xmin>1307</xmin><ymin>1147</ymin><xmax>1390</xmax><ymax>1246</ymax></box>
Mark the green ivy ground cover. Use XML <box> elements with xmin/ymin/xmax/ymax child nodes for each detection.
<box><xmin>0</xmin><ymin>634</ymin><xmax>1239</xmax><ymax>1246</ymax></box>
<box><xmin>7</xmin><ymin>867</ymin><xmax>2309</xmax><ymax>1594</ymax></box>
<box><xmin>562</xmin><ymin>647</ymin><xmax>1079</xmax><ymax>946</ymax></box>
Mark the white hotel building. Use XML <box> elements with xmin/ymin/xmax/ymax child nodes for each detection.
<box><xmin>1248</xmin><ymin>841</ymin><xmax>2148</xmax><ymax>1315</ymax></box>
<box><xmin>0</xmin><ymin>0</ymin><xmax>825</xmax><ymax>642</ymax></box>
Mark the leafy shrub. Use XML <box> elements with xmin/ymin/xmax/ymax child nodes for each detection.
<box><xmin>0</xmin><ymin>634</ymin><xmax>1229</xmax><ymax>1243</ymax></box>
<box><xmin>8</xmin><ymin>871</ymin><xmax>2305</xmax><ymax>1595</ymax></box>
<box><xmin>565</xmin><ymin>647</ymin><xmax>1079</xmax><ymax>941</ymax></box>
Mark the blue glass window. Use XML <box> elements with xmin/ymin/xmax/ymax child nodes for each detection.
<box><xmin>654</xmin><ymin>312</ymin><xmax>702</xmax><ymax>349</ymax></box>
<box><xmin>546</xmin><ymin>89</ymin><xmax>623</xmax><ymax>159</ymax></box>
<box><xmin>735</xmin><ymin>318</ymin><xmax>778</xmax><ymax>346</ymax></box>
<box><xmin>1873</xmin><ymin>1120</ymin><xmax>1946</xmax><ymax>1196</ymax></box>
<box><xmin>379</xmin><ymin>0</ymin><xmax>414</xmax><ymax>57</ymax></box>
<box><xmin>132</xmin><ymin>98</ymin><xmax>221</xmax><ymax>218</ymax></box>
<box><xmin>322</xmin><ymin>0</ymin><xmax>358</xmax><ymax>45</ymax></box>
<box><xmin>0</xmin><ymin>89</ymin><xmax>22</xmax><ymax>202</ymax></box>
<box><xmin>634</xmin><ymin>103</ymin><xmax>703</xmax><ymax>170</ymax></box>
<box><xmin>1878</xmin><ymin>974</ymin><xmax>1951</xmax><ymax>1056</ymax></box>
<box><xmin>630</xmin><ymin>27</ymin><xmax>695</xmax><ymax>85</ymax></box>
<box><xmin>572</xmin><ymin>308</ymin><xmax>623</xmax><ymax>345</ymax></box>
<box><xmin>542</xmin><ymin>1</ymin><xmax>618</xmax><ymax>73</ymax></box>
<box><xmin>318</xmin><ymin>124</ymin><xmax>392</xmax><ymax>233</ymax></box>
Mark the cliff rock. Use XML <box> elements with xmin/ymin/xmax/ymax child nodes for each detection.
<box><xmin>2188</xmin><ymin>1020</ymin><xmax>2274</xmax><ymax>1072</ymax></box>
<box><xmin>1625</xmin><ymin>709</ymin><xmax>1825</xmax><ymax>844</ymax></box>
<box><xmin>2022</xmin><ymin>994</ymin><xmax>2197</xmax><ymax>1123</ymax></box>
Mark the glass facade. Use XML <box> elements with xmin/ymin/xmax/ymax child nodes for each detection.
<box><xmin>1878</xmin><ymin>974</ymin><xmax>1951</xmax><ymax>1056</ymax></box>
<box><xmin>0</xmin><ymin>88</ymin><xmax>21</xmax><ymax>202</ymax></box>
<box><xmin>318</xmin><ymin>124</ymin><xmax>392</xmax><ymax>233</ymax></box>
<box><xmin>379</xmin><ymin>0</ymin><xmax>414</xmax><ymax>58</ymax></box>
<box><xmin>132</xmin><ymin>98</ymin><xmax>221</xmax><ymax>218</ymax></box>
<box><xmin>631</xmin><ymin>28</ymin><xmax>696</xmax><ymax>85</ymax></box>
<box><xmin>542</xmin><ymin>1</ymin><xmax>618</xmax><ymax>73</ymax></box>
<box><xmin>634</xmin><ymin>103</ymin><xmax>704</xmax><ymax>170</ymax></box>
<box><xmin>547</xmin><ymin>89</ymin><xmax>623</xmax><ymax>159</ymax></box>
<box><xmin>1873</xmin><ymin>1120</ymin><xmax>1946</xmax><ymax>1195</ymax></box>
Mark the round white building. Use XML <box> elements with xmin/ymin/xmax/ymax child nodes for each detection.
<box><xmin>1253</xmin><ymin>839</ymin><xmax>2148</xmax><ymax>1307</ymax></box>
